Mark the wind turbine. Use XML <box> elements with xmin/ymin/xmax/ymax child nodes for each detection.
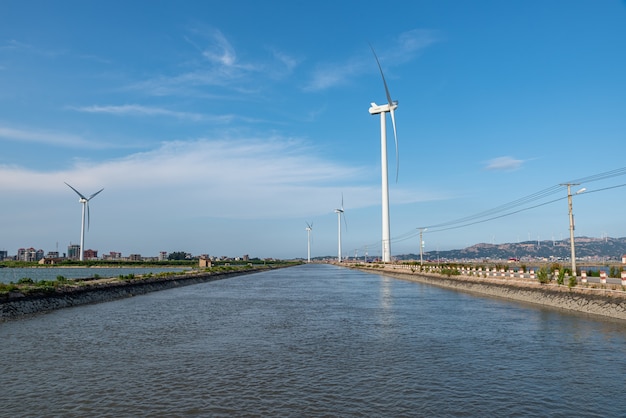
<box><xmin>305</xmin><ymin>222</ymin><xmax>313</xmax><ymax>263</ymax></box>
<box><xmin>368</xmin><ymin>46</ymin><xmax>399</xmax><ymax>263</ymax></box>
<box><xmin>65</xmin><ymin>182</ymin><xmax>104</xmax><ymax>261</ymax></box>
<box><xmin>334</xmin><ymin>195</ymin><xmax>347</xmax><ymax>262</ymax></box>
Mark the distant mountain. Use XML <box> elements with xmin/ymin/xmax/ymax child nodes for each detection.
<box><xmin>396</xmin><ymin>237</ymin><xmax>626</xmax><ymax>262</ymax></box>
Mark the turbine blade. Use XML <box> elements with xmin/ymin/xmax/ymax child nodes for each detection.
<box><xmin>341</xmin><ymin>193</ymin><xmax>344</xmax><ymax>211</ymax></box>
<box><xmin>65</xmin><ymin>182</ymin><xmax>87</xmax><ymax>200</ymax></box>
<box><xmin>87</xmin><ymin>202</ymin><xmax>90</xmax><ymax>231</ymax></box>
<box><xmin>390</xmin><ymin>108</ymin><xmax>399</xmax><ymax>183</ymax></box>
<box><xmin>370</xmin><ymin>45</ymin><xmax>399</xmax><ymax>182</ymax></box>
<box><xmin>342</xmin><ymin>212</ymin><xmax>348</xmax><ymax>232</ymax></box>
<box><xmin>370</xmin><ymin>45</ymin><xmax>394</xmax><ymax>106</ymax></box>
<box><xmin>88</xmin><ymin>188</ymin><xmax>104</xmax><ymax>201</ymax></box>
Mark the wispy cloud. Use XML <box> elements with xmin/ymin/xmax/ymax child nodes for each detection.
<box><xmin>0</xmin><ymin>39</ymin><xmax>31</xmax><ymax>51</ymax></box>
<box><xmin>132</xmin><ymin>27</ymin><xmax>297</xmax><ymax>97</ymax></box>
<box><xmin>199</xmin><ymin>28</ymin><xmax>238</xmax><ymax>67</ymax></box>
<box><xmin>484</xmin><ymin>156</ymin><xmax>524</xmax><ymax>171</ymax></box>
<box><xmin>305</xmin><ymin>60</ymin><xmax>363</xmax><ymax>91</ymax></box>
<box><xmin>0</xmin><ymin>136</ymin><xmax>435</xmax><ymax>219</ymax></box>
<box><xmin>0</xmin><ymin>38</ymin><xmax>65</xmax><ymax>57</ymax></box>
<box><xmin>70</xmin><ymin>104</ymin><xmax>234</xmax><ymax>123</ymax></box>
<box><xmin>304</xmin><ymin>28</ymin><xmax>440</xmax><ymax>91</ymax></box>
<box><xmin>0</xmin><ymin>125</ymin><xmax>103</xmax><ymax>149</ymax></box>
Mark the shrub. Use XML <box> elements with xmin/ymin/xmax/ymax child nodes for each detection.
<box><xmin>0</xmin><ymin>283</ymin><xmax>19</xmax><ymax>294</ymax></box>
<box><xmin>568</xmin><ymin>276</ymin><xmax>577</xmax><ymax>288</ymax></box>
<box><xmin>440</xmin><ymin>268</ymin><xmax>460</xmax><ymax>278</ymax></box>
<box><xmin>17</xmin><ymin>277</ymin><xmax>35</xmax><ymax>284</ymax></box>
<box><xmin>609</xmin><ymin>266</ymin><xmax>621</xmax><ymax>278</ymax></box>
<box><xmin>537</xmin><ymin>267</ymin><xmax>550</xmax><ymax>284</ymax></box>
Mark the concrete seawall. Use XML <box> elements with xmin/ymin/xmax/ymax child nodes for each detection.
<box><xmin>0</xmin><ymin>267</ymin><xmax>271</xmax><ymax>321</ymax></box>
<box><xmin>350</xmin><ymin>265</ymin><xmax>626</xmax><ymax>321</ymax></box>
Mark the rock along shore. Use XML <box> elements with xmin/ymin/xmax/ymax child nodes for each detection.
<box><xmin>345</xmin><ymin>264</ymin><xmax>626</xmax><ymax>321</ymax></box>
<box><xmin>0</xmin><ymin>266</ymin><xmax>285</xmax><ymax>321</ymax></box>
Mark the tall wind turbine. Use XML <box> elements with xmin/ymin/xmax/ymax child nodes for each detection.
<box><xmin>368</xmin><ymin>46</ymin><xmax>398</xmax><ymax>263</ymax></box>
<box><xmin>334</xmin><ymin>195</ymin><xmax>347</xmax><ymax>262</ymax></box>
<box><xmin>65</xmin><ymin>182</ymin><xmax>104</xmax><ymax>261</ymax></box>
<box><xmin>305</xmin><ymin>222</ymin><xmax>313</xmax><ymax>263</ymax></box>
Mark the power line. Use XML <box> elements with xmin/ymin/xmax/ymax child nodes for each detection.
<box><xmin>417</xmin><ymin>166</ymin><xmax>626</xmax><ymax>231</ymax></box>
<box><xmin>348</xmin><ymin>167</ymin><xmax>626</xmax><ymax>257</ymax></box>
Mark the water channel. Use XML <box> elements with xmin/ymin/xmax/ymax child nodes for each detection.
<box><xmin>1</xmin><ymin>263</ymin><xmax>625</xmax><ymax>416</ymax></box>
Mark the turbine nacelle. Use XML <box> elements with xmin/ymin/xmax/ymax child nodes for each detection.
<box><xmin>369</xmin><ymin>101</ymin><xmax>398</xmax><ymax>115</ymax></box>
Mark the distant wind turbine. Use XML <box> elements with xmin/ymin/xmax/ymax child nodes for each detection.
<box><xmin>368</xmin><ymin>45</ymin><xmax>399</xmax><ymax>263</ymax></box>
<box><xmin>334</xmin><ymin>195</ymin><xmax>347</xmax><ymax>262</ymax></box>
<box><xmin>305</xmin><ymin>222</ymin><xmax>313</xmax><ymax>263</ymax></box>
<box><xmin>65</xmin><ymin>182</ymin><xmax>104</xmax><ymax>261</ymax></box>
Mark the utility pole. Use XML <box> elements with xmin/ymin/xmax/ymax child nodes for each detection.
<box><xmin>561</xmin><ymin>183</ymin><xmax>586</xmax><ymax>279</ymax></box>
<box><xmin>419</xmin><ymin>228</ymin><xmax>427</xmax><ymax>265</ymax></box>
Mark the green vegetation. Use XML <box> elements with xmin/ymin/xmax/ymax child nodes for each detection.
<box><xmin>568</xmin><ymin>276</ymin><xmax>577</xmax><ymax>288</ymax></box>
<box><xmin>440</xmin><ymin>268</ymin><xmax>461</xmax><ymax>278</ymax></box>
<box><xmin>609</xmin><ymin>266</ymin><xmax>622</xmax><ymax>278</ymax></box>
<box><xmin>0</xmin><ymin>261</ymin><xmax>298</xmax><ymax>298</ymax></box>
<box><xmin>537</xmin><ymin>267</ymin><xmax>550</xmax><ymax>284</ymax></box>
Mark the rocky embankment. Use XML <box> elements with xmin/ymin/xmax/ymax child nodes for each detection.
<box><xmin>347</xmin><ymin>264</ymin><xmax>626</xmax><ymax>320</ymax></box>
<box><xmin>0</xmin><ymin>266</ymin><xmax>279</xmax><ymax>321</ymax></box>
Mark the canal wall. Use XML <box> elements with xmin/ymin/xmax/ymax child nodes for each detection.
<box><xmin>0</xmin><ymin>267</ymin><xmax>271</xmax><ymax>321</ymax></box>
<box><xmin>349</xmin><ymin>265</ymin><xmax>626</xmax><ymax>320</ymax></box>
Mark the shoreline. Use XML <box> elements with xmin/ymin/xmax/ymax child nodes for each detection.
<box><xmin>344</xmin><ymin>263</ymin><xmax>626</xmax><ymax>321</ymax></box>
<box><xmin>0</xmin><ymin>265</ymin><xmax>289</xmax><ymax>321</ymax></box>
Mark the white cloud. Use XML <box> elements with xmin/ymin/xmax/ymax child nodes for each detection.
<box><xmin>0</xmin><ymin>125</ymin><xmax>102</xmax><ymax>148</ymax></box>
<box><xmin>0</xmin><ymin>136</ymin><xmax>441</xmax><ymax>220</ymax></box>
<box><xmin>305</xmin><ymin>28</ymin><xmax>440</xmax><ymax>91</ymax></box>
<box><xmin>132</xmin><ymin>27</ymin><xmax>281</xmax><ymax>97</ymax></box>
<box><xmin>70</xmin><ymin>104</ymin><xmax>232</xmax><ymax>122</ymax></box>
<box><xmin>484</xmin><ymin>156</ymin><xmax>524</xmax><ymax>171</ymax></box>
<box><xmin>305</xmin><ymin>60</ymin><xmax>362</xmax><ymax>91</ymax></box>
<box><xmin>200</xmin><ymin>28</ymin><xmax>237</xmax><ymax>67</ymax></box>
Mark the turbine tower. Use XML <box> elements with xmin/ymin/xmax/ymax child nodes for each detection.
<box><xmin>305</xmin><ymin>222</ymin><xmax>313</xmax><ymax>263</ymax></box>
<box><xmin>65</xmin><ymin>182</ymin><xmax>104</xmax><ymax>261</ymax></box>
<box><xmin>368</xmin><ymin>46</ymin><xmax>398</xmax><ymax>263</ymax></box>
<box><xmin>334</xmin><ymin>196</ymin><xmax>346</xmax><ymax>262</ymax></box>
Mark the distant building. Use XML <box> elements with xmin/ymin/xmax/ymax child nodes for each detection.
<box><xmin>128</xmin><ymin>254</ymin><xmax>142</xmax><ymax>261</ymax></box>
<box><xmin>158</xmin><ymin>251</ymin><xmax>168</xmax><ymax>261</ymax></box>
<box><xmin>199</xmin><ymin>257</ymin><xmax>212</xmax><ymax>268</ymax></box>
<box><xmin>622</xmin><ymin>254</ymin><xmax>626</xmax><ymax>264</ymax></box>
<box><xmin>0</xmin><ymin>250</ymin><xmax>7</xmax><ymax>261</ymax></box>
<box><xmin>83</xmin><ymin>249</ymin><xmax>98</xmax><ymax>259</ymax></box>
<box><xmin>68</xmin><ymin>244</ymin><xmax>81</xmax><ymax>260</ymax></box>
<box><xmin>46</xmin><ymin>251</ymin><xmax>60</xmax><ymax>259</ymax></box>
<box><xmin>17</xmin><ymin>248</ymin><xmax>44</xmax><ymax>262</ymax></box>
<box><xmin>39</xmin><ymin>257</ymin><xmax>63</xmax><ymax>265</ymax></box>
<box><xmin>102</xmin><ymin>252</ymin><xmax>122</xmax><ymax>260</ymax></box>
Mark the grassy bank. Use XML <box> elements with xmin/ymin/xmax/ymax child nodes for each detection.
<box><xmin>0</xmin><ymin>261</ymin><xmax>301</xmax><ymax>300</ymax></box>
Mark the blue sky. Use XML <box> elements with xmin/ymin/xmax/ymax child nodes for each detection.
<box><xmin>1</xmin><ymin>0</ymin><xmax>626</xmax><ymax>260</ymax></box>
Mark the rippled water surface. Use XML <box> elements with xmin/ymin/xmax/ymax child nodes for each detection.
<box><xmin>2</xmin><ymin>264</ymin><xmax>626</xmax><ymax>417</ymax></box>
